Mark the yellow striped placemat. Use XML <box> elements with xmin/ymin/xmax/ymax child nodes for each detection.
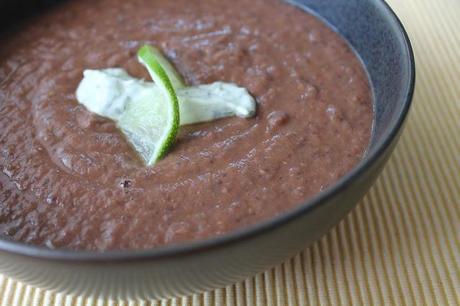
<box><xmin>1</xmin><ymin>0</ymin><xmax>459</xmax><ymax>305</ymax></box>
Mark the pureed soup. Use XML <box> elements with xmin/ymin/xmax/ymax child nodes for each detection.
<box><xmin>0</xmin><ymin>0</ymin><xmax>373</xmax><ymax>251</ymax></box>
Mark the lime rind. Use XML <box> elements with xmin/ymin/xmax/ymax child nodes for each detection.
<box><xmin>140</xmin><ymin>45</ymin><xmax>186</xmax><ymax>89</ymax></box>
<box><xmin>136</xmin><ymin>45</ymin><xmax>180</xmax><ymax>164</ymax></box>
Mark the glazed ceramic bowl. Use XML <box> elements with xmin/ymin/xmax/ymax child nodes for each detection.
<box><xmin>0</xmin><ymin>0</ymin><xmax>414</xmax><ymax>300</ymax></box>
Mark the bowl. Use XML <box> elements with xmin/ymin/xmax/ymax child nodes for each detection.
<box><xmin>0</xmin><ymin>0</ymin><xmax>415</xmax><ymax>300</ymax></box>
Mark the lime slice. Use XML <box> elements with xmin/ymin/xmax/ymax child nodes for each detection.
<box><xmin>117</xmin><ymin>45</ymin><xmax>180</xmax><ymax>165</ymax></box>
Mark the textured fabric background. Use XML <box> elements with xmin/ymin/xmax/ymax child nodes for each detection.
<box><xmin>1</xmin><ymin>0</ymin><xmax>459</xmax><ymax>305</ymax></box>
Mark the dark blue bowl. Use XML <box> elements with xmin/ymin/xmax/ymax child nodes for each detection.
<box><xmin>0</xmin><ymin>0</ymin><xmax>414</xmax><ymax>300</ymax></box>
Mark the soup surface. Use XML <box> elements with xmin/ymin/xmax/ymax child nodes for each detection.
<box><xmin>0</xmin><ymin>0</ymin><xmax>373</xmax><ymax>250</ymax></box>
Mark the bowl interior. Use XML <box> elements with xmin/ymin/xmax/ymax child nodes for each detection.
<box><xmin>289</xmin><ymin>0</ymin><xmax>414</xmax><ymax>152</ymax></box>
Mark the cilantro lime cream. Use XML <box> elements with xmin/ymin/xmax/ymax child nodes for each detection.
<box><xmin>76</xmin><ymin>46</ymin><xmax>256</xmax><ymax>165</ymax></box>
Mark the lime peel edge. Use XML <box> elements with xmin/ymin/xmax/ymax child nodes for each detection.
<box><xmin>137</xmin><ymin>45</ymin><xmax>181</xmax><ymax>165</ymax></box>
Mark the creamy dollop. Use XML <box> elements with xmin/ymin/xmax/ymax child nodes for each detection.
<box><xmin>76</xmin><ymin>68</ymin><xmax>256</xmax><ymax>125</ymax></box>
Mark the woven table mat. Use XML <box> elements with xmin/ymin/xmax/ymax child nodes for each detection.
<box><xmin>1</xmin><ymin>0</ymin><xmax>459</xmax><ymax>305</ymax></box>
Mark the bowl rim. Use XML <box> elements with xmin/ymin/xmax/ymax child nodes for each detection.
<box><xmin>0</xmin><ymin>0</ymin><xmax>416</xmax><ymax>263</ymax></box>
